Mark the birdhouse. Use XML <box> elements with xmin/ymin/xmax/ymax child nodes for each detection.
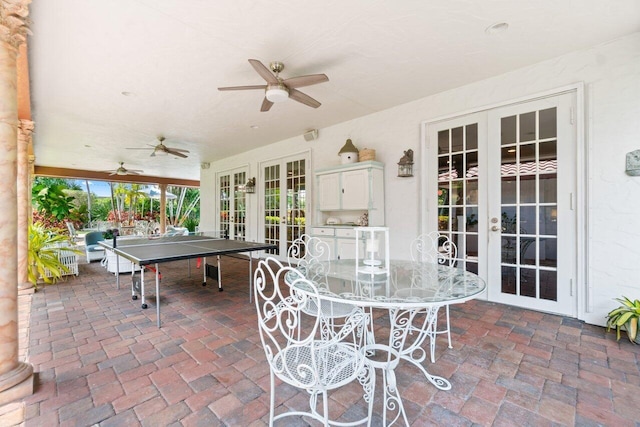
<box><xmin>338</xmin><ymin>139</ymin><xmax>359</xmax><ymax>164</ymax></box>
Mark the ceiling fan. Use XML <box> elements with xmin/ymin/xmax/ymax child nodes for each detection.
<box><xmin>102</xmin><ymin>162</ymin><xmax>143</xmax><ymax>176</ymax></box>
<box><xmin>218</xmin><ymin>59</ymin><xmax>329</xmax><ymax>112</ymax></box>
<box><xmin>126</xmin><ymin>136</ymin><xmax>190</xmax><ymax>158</ymax></box>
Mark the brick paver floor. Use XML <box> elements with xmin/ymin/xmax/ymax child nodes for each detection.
<box><xmin>11</xmin><ymin>255</ymin><xmax>640</xmax><ymax>426</ymax></box>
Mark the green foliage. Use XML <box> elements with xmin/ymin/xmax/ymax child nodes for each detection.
<box><xmin>182</xmin><ymin>217</ymin><xmax>198</xmax><ymax>232</ymax></box>
<box><xmin>28</xmin><ymin>222</ymin><xmax>81</xmax><ymax>288</ymax></box>
<box><xmin>606</xmin><ymin>296</ymin><xmax>640</xmax><ymax>343</ymax></box>
<box><xmin>32</xmin><ymin>183</ymin><xmax>76</xmax><ymax>220</ymax></box>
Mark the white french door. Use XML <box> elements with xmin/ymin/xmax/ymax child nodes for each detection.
<box><xmin>217</xmin><ymin>168</ymin><xmax>247</xmax><ymax>240</ymax></box>
<box><xmin>426</xmin><ymin>93</ymin><xmax>577</xmax><ymax>316</ymax></box>
<box><xmin>260</xmin><ymin>153</ymin><xmax>309</xmax><ymax>259</ymax></box>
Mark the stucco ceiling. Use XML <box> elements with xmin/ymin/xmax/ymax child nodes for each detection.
<box><xmin>27</xmin><ymin>0</ymin><xmax>640</xmax><ymax>181</ymax></box>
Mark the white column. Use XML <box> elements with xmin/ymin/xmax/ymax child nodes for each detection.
<box><xmin>0</xmin><ymin>0</ymin><xmax>34</xmax><ymax>405</ymax></box>
<box><xmin>17</xmin><ymin>119</ymin><xmax>33</xmax><ymax>288</ymax></box>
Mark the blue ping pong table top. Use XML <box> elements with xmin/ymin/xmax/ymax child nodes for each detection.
<box><xmin>98</xmin><ymin>235</ymin><xmax>277</xmax><ymax>265</ymax></box>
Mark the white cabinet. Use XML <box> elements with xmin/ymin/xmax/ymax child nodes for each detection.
<box><xmin>315</xmin><ymin>161</ymin><xmax>385</xmax><ymax>226</ymax></box>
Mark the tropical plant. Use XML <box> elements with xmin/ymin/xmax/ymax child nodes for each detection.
<box><xmin>28</xmin><ymin>222</ymin><xmax>81</xmax><ymax>288</ymax></box>
<box><xmin>606</xmin><ymin>296</ymin><xmax>640</xmax><ymax>343</ymax></box>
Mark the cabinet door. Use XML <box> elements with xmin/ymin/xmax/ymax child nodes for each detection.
<box><xmin>318</xmin><ymin>173</ymin><xmax>341</xmax><ymax>210</ymax></box>
<box><xmin>336</xmin><ymin>238</ymin><xmax>358</xmax><ymax>260</ymax></box>
<box><xmin>342</xmin><ymin>169</ymin><xmax>369</xmax><ymax>209</ymax></box>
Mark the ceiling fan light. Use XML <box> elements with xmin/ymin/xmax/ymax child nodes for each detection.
<box><xmin>154</xmin><ymin>147</ymin><xmax>168</xmax><ymax>156</ymax></box>
<box><xmin>265</xmin><ymin>86</ymin><xmax>289</xmax><ymax>103</ymax></box>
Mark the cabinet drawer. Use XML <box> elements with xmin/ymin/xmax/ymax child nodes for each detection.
<box><xmin>311</xmin><ymin>227</ymin><xmax>335</xmax><ymax>236</ymax></box>
<box><xmin>335</xmin><ymin>228</ymin><xmax>356</xmax><ymax>238</ymax></box>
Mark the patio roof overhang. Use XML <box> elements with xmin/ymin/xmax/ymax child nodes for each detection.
<box><xmin>34</xmin><ymin>165</ymin><xmax>199</xmax><ymax>187</ymax></box>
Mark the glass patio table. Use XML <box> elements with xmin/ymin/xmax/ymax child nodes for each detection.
<box><xmin>289</xmin><ymin>259</ymin><xmax>486</xmax><ymax>426</ymax></box>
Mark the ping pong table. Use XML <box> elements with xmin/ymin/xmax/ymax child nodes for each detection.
<box><xmin>99</xmin><ymin>233</ymin><xmax>276</xmax><ymax>327</ymax></box>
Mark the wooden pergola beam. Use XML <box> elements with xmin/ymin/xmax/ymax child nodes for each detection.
<box><xmin>34</xmin><ymin>166</ymin><xmax>200</xmax><ymax>187</ymax></box>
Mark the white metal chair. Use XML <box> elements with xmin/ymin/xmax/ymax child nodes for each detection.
<box><xmin>254</xmin><ymin>257</ymin><xmax>375</xmax><ymax>427</ymax></box>
<box><xmin>410</xmin><ymin>231</ymin><xmax>458</xmax><ymax>362</ymax></box>
<box><xmin>287</xmin><ymin>235</ymin><xmax>362</xmax><ymax>335</ymax></box>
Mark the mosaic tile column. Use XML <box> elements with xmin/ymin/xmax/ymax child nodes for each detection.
<box><xmin>0</xmin><ymin>0</ymin><xmax>34</xmax><ymax>405</ymax></box>
<box><xmin>17</xmin><ymin>119</ymin><xmax>33</xmax><ymax>288</ymax></box>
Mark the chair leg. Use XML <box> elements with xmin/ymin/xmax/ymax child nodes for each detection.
<box><xmin>430</xmin><ymin>309</ymin><xmax>438</xmax><ymax>363</ymax></box>
<box><xmin>445</xmin><ymin>304</ymin><xmax>452</xmax><ymax>349</ymax></box>
<box><xmin>269</xmin><ymin>371</ymin><xmax>275</xmax><ymax>427</ymax></box>
<box><xmin>322</xmin><ymin>390</ymin><xmax>329</xmax><ymax>427</ymax></box>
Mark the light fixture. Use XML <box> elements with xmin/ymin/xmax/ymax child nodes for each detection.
<box><xmin>244</xmin><ymin>177</ymin><xmax>256</xmax><ymax>194</ymax></box>
<box><xmin>397</xmin><ymin>149</ymin><xmax>414</xmax><ymax>177</ymax></box>
<box><xmin>153</xmin><ymin>146</ymin><xmax>168</xmax><ymax>156</ymax></box>
<box><xmin>265</xmin><ymin>84</ymin><xmax>289</xmax><ymax>103</ymax></box>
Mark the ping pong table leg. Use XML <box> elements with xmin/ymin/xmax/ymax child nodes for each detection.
<box><xmin>140</xmin><ymin>266</ymin><xmax>147</xmax><ymax>309</ymax></box>
<box><xmin>155</xmin><ymin>263</ymin><xmax>161</xmax><ymax>328</ymax></box>
<box><xmin>217</xmin><ymin>256</ymin><xmax>222</xmax><ymax>292</ymax></box>
<box><xmin>115</xmin><ymin>250</ymin><xmax>120</xmax><ymax>290</ymax></box>
<box><xmin>202</xmin><ymin>257</ymin><xmax>207</xmax><ymax>286</ymax></box>
<box><xmin>248</xmin><ymin>255</ymin><xmax>252</xmax><ymax>304</ymax></box>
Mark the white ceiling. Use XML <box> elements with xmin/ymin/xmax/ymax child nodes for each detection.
<box><xmin>28</xmin><ymin>0</ymin><xmax>640</xmax><ymax>181</ymax></box>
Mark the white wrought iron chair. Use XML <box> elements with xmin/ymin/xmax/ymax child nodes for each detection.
<box><xmin>410</xmin><ymin>231</ymin><xmax>458</xmax><ymax>363</ymax></box>
<box><xmin>287</xmin><ymin>235</ymin><xmax>362</xmax><ymax>332</ymax></box>
<box><xmin>254</xmin><ymin>257</ymin><xmax>375</xmax><ymax>427</ymax></box>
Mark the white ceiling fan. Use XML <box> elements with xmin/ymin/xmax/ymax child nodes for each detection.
<box><xmin>218</xmin><ymin>59</ymin><xmax>329</xmax><ymax>112</ymax></box>
<box><xmin>102</xmin><ymin>162</ymin><xmax>143</xmax><ymax>176</ymax></box>
<box><xmin>126</xmin><ymin>136</ymin><xmax>190</xmax><ymax>158</ymax></box>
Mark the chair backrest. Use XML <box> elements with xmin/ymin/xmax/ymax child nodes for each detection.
<box><xmin>287</xmin><ymin>234</ymin><xmax>331</xmax><ymax>285</ymax></box>
<box><xmin>253</xmin><ymin>257</ymin><xmax>366</xmax><ymax>389</ymax></box>
<box><xmin>410</xmin><ymin>231</ymin><xmax>457</xmax><ymax>266</ymax></box>
<box><xmin>85</xmin><ymin>231</ymin><xmax>105</xmax><ymax>246</ymax></box>
<box><xmin>66</xmin><ymin>222</ymin><xmax>77</xmax><ymax>238</ymax></box>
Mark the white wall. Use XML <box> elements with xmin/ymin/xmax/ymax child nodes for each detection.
<box><xmin>201</xmin><ymin>32</ymin><xmax>640</xmax><ymax>326</ymax></box>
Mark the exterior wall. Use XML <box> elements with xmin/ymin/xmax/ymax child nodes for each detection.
<box><xmin>201</xmin><ymin>32</ymin><xmax>640</xmax><ymax>326</ymax></box>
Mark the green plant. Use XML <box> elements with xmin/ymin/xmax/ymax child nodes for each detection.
<box><xmin>28</xmin><ymin>222</ymin><xmax>81</xmax><ymax>288</ymax></box>
<box><xmin>606</xmin><ymin>296</ymin><xmax>640</xmax><ymax>343</ymax></box>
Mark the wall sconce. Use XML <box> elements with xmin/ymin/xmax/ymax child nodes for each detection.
<box><xmin>244</xmin><ymin>177</ymin><xmax>256</xmax><ymax>194</ymax></box>
<box><xmin>397</xmin><ymin>149</ymin><xmax>414</xmax><ymax>177</ymax></box>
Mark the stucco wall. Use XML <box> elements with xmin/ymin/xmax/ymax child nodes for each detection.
<box><xmin>201</xmin><ymin>32</ymin><xmax>640</xmax><ymax>326</ymax></box>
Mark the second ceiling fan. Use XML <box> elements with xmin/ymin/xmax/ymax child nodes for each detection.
<box><xmin>218</xmin><ymin>59</ymin><xmax>329</xmax><ymax>112</ymax></box>
<box><xmin>127</xmin><ymin>136</ymin><xmax>190</xmax><ymax>158</ymax></box>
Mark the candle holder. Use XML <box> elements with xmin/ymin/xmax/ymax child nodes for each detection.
<box><xmin>355</xmin><ymin>226</ymin><xmax>390</xmax><ymax>275</ymax></box>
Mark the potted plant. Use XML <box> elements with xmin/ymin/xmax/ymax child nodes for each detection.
<box><xmin>28</xmin><ymin>222</ymin><xmax>81</xmax><ymax>288</ymax></box>
<box><xmin>606</xmin><ymin>296</ymin><xmax>640</xmax><ymax>344</ymax></box>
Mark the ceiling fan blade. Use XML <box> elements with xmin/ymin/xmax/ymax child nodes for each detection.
<box><xmin>289</xmin><ymin>88</ymin><xmax>321</xmax><ymax>108</ymax></box>
<box><xmin>166</xmin><ymin>149</ymin><xmax>188</xmax><ymax>158</ymax></box>
<box><xmin>218</xmin><ymin>85</ymin><xmax>266</xmax><ymax>91</ymax></box>
<box><xmin>283</xmin><ymin>74</ymin><xmax>329</xmax><ymax>89</ymax></box>
<box><xmin>261</xmin><ymin>97</ymin><xmax>274</xmax><ymax>112</ymax></box>
<box><xmin>249</xmin><ymin>59</ymin><xmax>278</xmax><ymax>84</ymax></box>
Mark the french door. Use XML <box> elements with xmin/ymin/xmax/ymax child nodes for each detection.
<box><xmin>426</xmin><ymin>93</ymin><xmax>577</xmax><ymax>316</ymax></box>
<box><xmin>260</xmin><ymin>153</ymin><xmax>309</xmax><ymax>258</ymax></box>
<box><xmin>217</xmin><ymin>168</ymin><xmax>247</xmax><ymax>240</ymax></box>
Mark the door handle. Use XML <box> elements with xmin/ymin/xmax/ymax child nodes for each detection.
<box><xmin>491</xmin><ymin>225</ymin><xmax>500</xmax><ymax>232</ymax></box>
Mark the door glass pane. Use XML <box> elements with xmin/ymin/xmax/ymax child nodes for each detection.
<box><xmin>501</xmin><ymin>116</ymin><xmax>517</xmax><ymax>145</ymax></box>
<box><xmin>438</xmin><ymin>130</ymin><xmax>450</xmax><ymax>155</ymax></box>
<box><xmin>539</xmin><ymin>108</ymin><xmax>557</xmax><ymax>139</ymax></box>
<box><xmin>540</xmin><ymin>270</ymin><xmax>557</xmax><ymax>301</ymax></box>
<box><xmin>451</xmin><ymin>127</ymin><xmax>464</xmax><ymax>152</ymax></box>
<box><xmin>540</xmin><ymin>207</ymin><xmax>558</xmax><ymax>235</ymax></box>
<box><xmin>541</xmin><ymin>238</ymin><xmax>557</xmax><ymax>268</ymax></box>
<box><xmin>466</xmin><ymin>124</ymin><xmax>478</xmax><ymax>150</ymax></box>
<box><xmin>520</xmin><ymin>175</ymin><xmax>536</xmax><ymax>204</ymax></box>
<box><xmin>519</xmin><ymin>206</ymin><xmax>536</xmax><ymax>235</ymax></box>
<box><xmin>502</xmin><ymin>266</ymin><xmax>516</xmax><ymax>294</ymax></box>
<box><xmin>519</xmin><ymin>112</ymin><xmax>536</xmax><ymax>142</ymax></box>
<box><xmin>520</xmin><ymin>268</ymin><xmax>536</xmax><ymax>297</ymax></box>
<box><xmin>466</xmin><ymin>179</ymin><xmax>478</xmax><ymax>204</ymax></box>
<box><xmin>466</xmin><ymin>207</ymin><xmax>478</xmax><ymax>232</ymax></box>
<box><xmin>540</xmin><ymin>174</ymin><xmax>557</xmax><ymax>203</ymax></box>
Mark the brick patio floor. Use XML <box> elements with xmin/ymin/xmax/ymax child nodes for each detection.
<box><xmin>10</xmin><ymin>255</ymin><xmax>640</xmax><ymax>426</ymax></box>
